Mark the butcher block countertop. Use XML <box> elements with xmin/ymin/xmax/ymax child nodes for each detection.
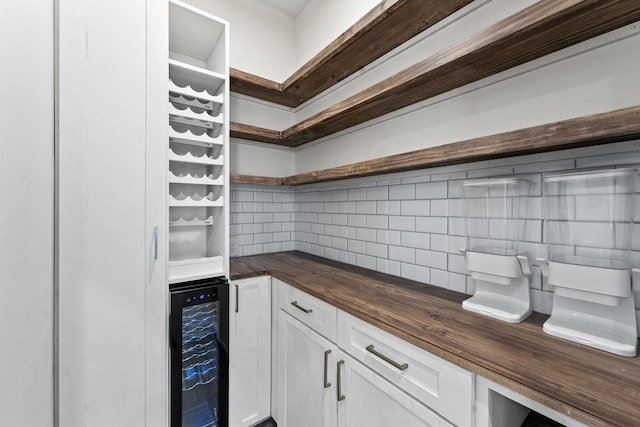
<box><xmin>230</xmin><ymin>251</ymin><xmax>640</xmax><ymax>427</ymax></box>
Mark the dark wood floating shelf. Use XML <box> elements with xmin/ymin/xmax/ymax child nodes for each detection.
<box><xmin>230</xmin><ymin>106</ymin><xmax>640</xmax><ymax>186</ymax></box>
<box><xmin>230</xmin><ymin>0</ymin><xmax>640</xmax><ymax>148</ymax></box>
<box><xmin>230</xmin><ymin>0</ymin><xmax>473</xmax><ymax>108</ymax></box>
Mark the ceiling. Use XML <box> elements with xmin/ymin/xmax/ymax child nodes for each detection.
<box><xmin>260</xmin><ymin>0</ymin><xmax>312</xmax><ymax>17</ymax></box>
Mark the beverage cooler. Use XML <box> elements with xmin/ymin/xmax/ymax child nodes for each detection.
<box><xmin>170</xmin><ymin>277</ymin><xmax>229</xmax><ymax>426</ymax></box>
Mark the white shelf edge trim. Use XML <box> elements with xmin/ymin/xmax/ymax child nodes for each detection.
<box><xmin>169</xmin><ymin>216</ymin><xmax>215</xmax><ymax>226</ymax></box>
<box><xmin>169</xmin><ymin>194</ymin><xmax>224</xmax><ymax>207</ymax></box>
<box><xmin>169</xmin><ymin>79</ymin><xmax>223</xmax><ymax>104</ymax></box>
<box><xmin>168</xmin><ymin>126</ymin><xmax>223</xmax><ymax>146</ymax></box>
<box><xmin>168</xmin><ymin>171</ymin><xmax>224</xmax><ymax>186</ymax></box>
<box><xmin>169</xmin><ymin>58</ymin><xmax>225</xmax><ymax>83</ymax></box>
<box><xmin>168</xmin><ymin>255</ymin><xmax>225</xmax><ymax>284</ymax></box>
<box><xmin>169</xmin><ymin>149</ymin><xmax>224</xmax><ymax>166</ymax></box>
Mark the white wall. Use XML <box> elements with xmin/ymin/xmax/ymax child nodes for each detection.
<box><xmin>231</xmin><ymin>140</ymin><xmax>296</xmax><ymax>177</ymax></box>
<box><xmin>0</xmin><ymin>1</ymin><xmax>53</xmax><ymax>425</ymax></box>
<box><xmin>294</xmin><ymin>0</ymin><xmax>379</xmax><ymax>69</ymax></box>
<box><xmin>183</xmin><ymin>0</ymin><xmax>297</xmax><ymax>81</ymax></box>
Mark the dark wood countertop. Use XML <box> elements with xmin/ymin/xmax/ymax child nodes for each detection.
<box><xmin>230</xmin><ymin>251</ymin><xmax>640</xmax><ymax>427</ymax></box>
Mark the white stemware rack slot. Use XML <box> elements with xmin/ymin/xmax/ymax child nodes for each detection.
<box><xmin>168</xmin><ymin>171</ymin><xmax>223</xmax><ymax>186</ymax></box>
<box><xmin>169</xmin><ymin>148</ymin><xmax>223</xmax><ymax>166</ymax></box>
<box><xmin>168</xmin><ymin>126</ymin><xmax>223</xmax><ymax>147</ymax></box>
<box><xmin>170</xmin><ymin>216</ymin><xmax>215</xmax><ymax>227</ymax></box>
<box><xmin>168</xmin><ymin>103</ymin><xmax>223</xmax><ymax>129</ymax></box>
<box><xmin>169</xmin><ymin>194</ymin><xmax>224</xmax><ymax>207</ymax></box>
<box><xmin>169</xmin><ymin>80</ymin><xmax>223</xmax><ymax>106</ymax></box>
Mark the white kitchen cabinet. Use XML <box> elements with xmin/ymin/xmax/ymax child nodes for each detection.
<box><xmin>277</xmin><ymin>310</ymin><xmax>338</xmax><ymax>427</ymax></box>
<box><xmin>275</xmin><ymin>279</ymin><xmax>474</xmax><ymax>427</ymax></box>
<box><xmin>229</xmin><ymin>276</ymin><xmax>272</xmax><ymax>427</ymax></box>
<box><xmin>336</xmin><ymin>351</ymin><xmax>452</xmax><ymax>427</ymax></box>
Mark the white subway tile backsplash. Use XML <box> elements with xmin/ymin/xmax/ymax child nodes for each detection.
<box><xmin>367</xmin><ymin>186</ymin><xmax>389</xmax><ymax>200</ymax></box>
<box><xmin>448</xmin><ymin>273</ymin><xmax>467</xmax><ymax>293</ymax></box>
<box><xmin>430</xmin><ymin>199</ymin><xmax>448</xmax><ymax>217</ymax></box>
<box><xmin>389</xmin><ymin>216</ymin><xmax>415</xmax><ymax>231</ymax></box>
<box><xmin>416</xmin><ymin>217</ymin><xmax>448</xmax><ymax>234</ymax></box>
<box><xmin>416</xmin><ymin>182</ymin><xmax>448</xmax><ymax>199</ymax></box>
<box><xmin>390</xmin><ymin>184</ymin><xmax>415</xmax><ymax>200</ymax></box>
<box><xmin>348</xmin><ymin>239</ymin><xmax>367</xmax><ymax>254</ymax></box>
<box><xmin>357</xmin><ymin>201</ymin><xmax>377</xmax><ymax>214</ymax></box>
<box><xmin>401</xmin><ymin>200</ymin><xmax>430</xmax><ymax>216</ymax></box>
<box><xmin>401</xmin><ymin>231</ymin><xmax>430</xmax><ymax>250</ymax></box>
<box><xmin>401</xmin><ymin>263</ymin><xmax>429</xmax><ymax>284</ymax></box>
<box><xmin>357</xmin><ymin>228</ymin><xmax>377</xmax><ymax>243</ymax></box>
<box><xmin>389</xmin><ymin>245</ymin><xmax>415</xmax><ymax>263</ymax></box>
<box><xmin>367</xmin><ymin>242</ymin><xmax>388</xmax><ymax>258</ymax></box>
<box><xmin>415</xmin><ymin>249</ymin><xmax>447</xmax><ymax>270</ymax></box>
<box><xmin>367</xmin><ymin>215</ymin><xmax>388</xmax><ymax>229</ymax></box>
<box><xmin>430</xmin><ymin>234</ymin><xmax>449</xmax><ymax>253</ymax></box>
<box><xmin>232</xmin><ymin>150</ymin><xmax>640</xmax><ymax>319</ymax></box>
<box><xmin>348</xmin><ymin>188</ymin><xmax>367</xmax><ymax>201</ymax></box>
<box><xmin>348</xmin><ymin>214</ymin><xmax>367</xmax><ymax>227</ymax></box>
<box><xmin>357</xmin><ymin>254</ymin><xmax>377</xmax><ymax>270</ymax></box>
<box><xmin>430</xmin><ymin>269</ymin><xmax>449</xmax><ymax>289</ymax></box>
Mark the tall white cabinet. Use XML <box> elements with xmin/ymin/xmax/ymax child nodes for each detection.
<box><xmin>168</xmin><ymin>0</ymin><xmax>230</xmax><ymax>283</ymax></box>
<box><xmin>57</xmin><ymin>0</ymin><xmax>168</xmax><ymax>425</ymax></box>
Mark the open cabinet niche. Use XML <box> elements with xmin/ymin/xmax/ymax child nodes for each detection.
<box><xmin>168</xmin><ymin>0</ymin><xmax>229</xmax><ymax>283</ymax></box>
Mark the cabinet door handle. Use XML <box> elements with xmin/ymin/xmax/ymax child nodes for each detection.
<box><xmin>365</xmin><ymin>344</ymin><xmax>408</xmax><ymax>371</ymax></box>
<box><xmin>337</xmin><ymin>360</ymin><xmax>345</xmax><ymax>401</ymax></box>
<box><xmin>153</xmin><ymin>226</ymin><xmax>158</xmax><ymax>260</ymax></box>
<box><xmin>234</xmin><ymin>284</ymin><xmax>239</xmax><ymax>313</ymax></box>
<box><xmin>323</xmin><ymin>350</ymin><xmax>332</xmax><ymax>388</ymax></box>
<box><xmin>291</xmin><ymin>301</ymin><xmax>312</xmax><ymax>314</ymax></box>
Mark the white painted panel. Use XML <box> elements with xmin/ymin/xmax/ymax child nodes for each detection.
<box><xmin>58</xmin><ymin>0</ymin><xmax>148</xmax><ymax>425</ymax></box>
<box><xmin>230</xmin><ymin>94</ymin><xmax>295</xmax><ymax>129</ymax></box>
<box><xmin>0</xmin><ymin>0</ymin><xmax>53</xmax><ymax>425</ymax></box>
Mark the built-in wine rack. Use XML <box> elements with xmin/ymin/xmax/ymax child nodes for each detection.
<box><xmin>168</xmin><ymin>1</ymin><xmax>229</xmax><ymax>283</ymax></box>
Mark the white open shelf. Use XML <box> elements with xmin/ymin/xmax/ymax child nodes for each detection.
<box><xmin>169</xmin><ymin>148</ymin><xmax>223</xmax><ymax>166</ymax></box>
<box><xmin>168</xmin><ymin>171</ymin><xmax>223</xmax><ymax>186</ymax></box>
<box><xmin>168</xmin><ymin>126</ymin><xmax>223</xmax><ymax>147</ymax></box>
<box><xmin>170</xmin><ymin>216</ymin><xmax>214</xmax><ymax>227</ymax></box>
<box><xmin>168</xmin><ymin>255</ymin><xmax>224</xmax><ymax>284</ymax></box>
<box><xmin>169</xmin><ymin>194</ymin><xmax>224</xmax><ymax>207</ymax></box>
<box><xmin>169</xmin><ymin>59</ymin><xmax>225</xmax><ymax>95</ymax></box>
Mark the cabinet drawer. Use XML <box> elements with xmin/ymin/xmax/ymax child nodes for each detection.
<box><xmin>276</xmin><ymin>278</ymin><xmax>338</xmax><ymax>343</ymax></box>
<box><xmin>338</xmin><ymin>311</ymin><xmax>474</xmax><ymax>427</ymax></box>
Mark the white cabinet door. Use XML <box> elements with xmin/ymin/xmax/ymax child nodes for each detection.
<box><xmin>277</xmin><ymin>311</ymin><xmax>338</xmax><ymax>427</ymax></box>
<box><xmin>336</xmin><ymin>351</ymin><xmax>452</xmax><ymax>427</ymax></box>
<box><xmin>229</xmin><ymin>276</ymin><xmax>272</xmax><ymax>427</ymax></box>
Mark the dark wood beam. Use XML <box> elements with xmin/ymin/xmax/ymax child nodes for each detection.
<box><xmin>230</xmin><ymin>0</ymin><xmax>473</xmax><ymax>107</ymax></box>
<box><xmin>279</xmin><ymin>0</ymin><xmax>640</xmax><ymax>147</ymax></box>
<box><xmin>229</xmin><ymin>122</ymin><xmax>282</xmax><ymax>145</ymax></box>
<box><xmin>230</xmin><ymin>174</ymin><xmax>285</xmax><ymax>186</ymax></box>
<box><xmin>229</xmin><ymin>106</ymin><xmax>640</xmax><ymax>187</ymax></box>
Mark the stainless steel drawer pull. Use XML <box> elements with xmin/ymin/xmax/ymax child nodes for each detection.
<box><xmin>234</xmin><ymin>284</ymin><xmax>239</xmax><ymax>313</ymax></box>
<box><xmin>366</xmin><ymin>344</ymin><xmax>409</xmax><ymax>371</ymax></box>
<box><xmin>337</xmin><ymin>360</ymin><xmax>345</xmax><ymax>401</ymax></box>
<box><xmin>323</xmin><ymin>349</ymin><xmax>332</xmax><ymax>388</ymax></box>
<box><xmin>291</xmin><ymin>301</ymin><xmax>313</xmax><ymax>314</ymax></box>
